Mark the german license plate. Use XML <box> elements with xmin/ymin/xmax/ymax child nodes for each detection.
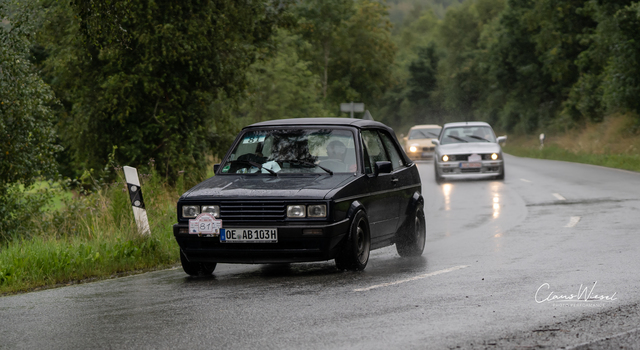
<box><xmin>460</xmin><ymin>162</ymin><xmax>482</xmax><ymax>168</ymax></box>
<box><xmin>220</xmin><ymin>228</ymin><xmax>278</xmax><ymax>243</ymax></box>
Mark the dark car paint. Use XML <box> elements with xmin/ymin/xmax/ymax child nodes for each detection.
<box><xmin>173</xmin><ymin>118</ymin><xmax>423</xmax><ymax>265</ymax></box>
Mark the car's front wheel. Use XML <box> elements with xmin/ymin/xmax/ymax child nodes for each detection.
<box><xmin>180</xmin><ymin>250</ymin><xmax>216</xmax><ymax>276</ymax></box>
<box><xmin>495</xmin><ymin>166</ymin><xmax>505</xmax><ymax>180</ymax></box>
<box><xmin>335</xmin><ymin>210</ymin><xmax>370</xmax><ymax>271</ymax></box>
<box><xmin>396</xmin><ymin>206</ymin><xmax>426</xmax><ymax>257</ymax></box>
<box><xmin>434</xmin><ymin>163</ymin><xmax>444</xmax><ymax>184</ymax></box>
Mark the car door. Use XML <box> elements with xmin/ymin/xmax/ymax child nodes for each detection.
<box><xmin>360</xmin><ymin>129</ymin><xmax>400</xmax><ymax>248</ymax></box>
<box><xmin>377</xmin><ymin>130</ymin><xmax>417</xmax><ymax>235</ymax></box>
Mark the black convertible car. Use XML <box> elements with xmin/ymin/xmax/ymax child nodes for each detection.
<box><xmin>173</xmin><ymin>118</ymin><xmax>425</xmax><ymax>275</ymax></box>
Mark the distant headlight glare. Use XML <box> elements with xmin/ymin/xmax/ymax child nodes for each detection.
<box><xmin>287</xmin><ymin>205</ymin><xmax>306</xmax><ymax>218</ymax></box>
<box><xmin>201</xmin><ymin>205</ymin><xmax>220</xmax><ymax>218</ymax></box>
<box><xmin>182</xmin><ymin>205</ymin><xmax>200</xmax><ymax>218</ymax></box>
<box><xmin>307</xmin><ymin>205</ymin><xmax>327</xmax><ymax>218</ymax></box>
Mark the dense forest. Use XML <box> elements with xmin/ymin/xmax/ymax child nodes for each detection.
<box><xmin>2</xmin><ymin>0</ymin><xmax>640</xmax><ymax>236</ymax></box>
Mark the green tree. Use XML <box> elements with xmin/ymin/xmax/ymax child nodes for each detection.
<box><xmin>295</xmin><ymin>0</ymin><xmax>356</xmax><ymax>99</ymax></box>
<box><xmin>237</xmin><ymin>29</ymin><xmax>332</xmax><ymax>124</ymax></box>
<box><xmin>39</xmin><ymin>0</ymin><xmax>285</xmax><ymax>180</ymax></box>
<box><xmin>0</xmin><ymin>1</ymin><xmax>58</xmax><ymax>240</ymax></box>
<box><xmin>434</xmin><ymin>0</ymin><xmax>505</xmax><ymax>119</ymax></box>
<box><xmin>329</xmin><ymin>0</ymin><xmax>396</xmax><ymax>107</ymax></box>
<box><xmin>600</xmin><ymin>1</ymin><xmax>640</xmax><ymax>121</ymax></box>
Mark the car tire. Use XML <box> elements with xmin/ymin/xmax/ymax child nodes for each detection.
<box><xmin>180</xmin><ymin>250</ymin><xmax>216</xmax><ymax>276</ymax></box>
<box><xmin>396</xmin><ymin>206</ymin><xmax>426</xmax><ymax>257</ymax></box>
<box><xmin>495</xmin><ymin>166</ymin><xmax>505</xmax><ymax>180</ymax></box>
<box><xmin>335</xmin><ymin>210</ymin><xmax>370</xmax><ymax>271</ymax></box>
<box><xmin>434</xmin><ymin>164</ymin><xmax>444</xmax><ymax>184</ymax></box>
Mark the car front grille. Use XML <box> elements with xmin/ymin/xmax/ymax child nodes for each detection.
<box><xmin>220</xmin><ymin>201</ymin><xmax>286</xmax><ymax>222</ymax></box>
<box><xmin>460</xmin><ymin>168</ymin><xmax>482</xmax><ymax>173</ymax></box>
<box><xmin>422</xmin><ymin>146</ymin><xmax>434</xmax><ymax>151</ymax></box>
<box><xmin>449</xmin><ymin>154</ymin><xmax>494</xmax><ymax>161</ymax></box>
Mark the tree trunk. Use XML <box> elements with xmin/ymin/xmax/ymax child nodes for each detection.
<box><xmin>323</xmin><ymin>40</ymin><xmax>330</xmax><ymax>99</ymax></box>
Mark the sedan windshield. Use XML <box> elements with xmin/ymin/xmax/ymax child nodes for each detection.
<box><xmin>220</xmin><ymin>128</ymin><xmax>357</xmax><ymax>174</ymax></box>
<box><xmin>440</xmin><ymin>126</ymin><xmax>496</xmax><ymax>145</ymax></box>
<box><xmin>409</xmin><ymin>128</ymin><xmax>441</xmax><ymax>140</ymax></box>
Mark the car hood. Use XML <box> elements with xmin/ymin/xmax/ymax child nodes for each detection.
<box><xmin>180</xmin><ymin>174</ymin><xmax>355</xmax><ymax>201</ymax></box>
<box><xmin>437</xmin><ymin>142</ymin><xmax>502</xmax><ymax>154</ymax></box>
<box><xmin>405</xmin><ymin>139</ymin><xmax>436</xmax><ymax>148</ymax></box>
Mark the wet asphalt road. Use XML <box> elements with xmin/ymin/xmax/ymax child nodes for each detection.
<box><xmin>2</xmin><ymin>154</ymin><xmax>640</xmax><ymax>349</ymax></box>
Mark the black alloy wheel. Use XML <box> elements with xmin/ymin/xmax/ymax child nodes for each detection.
<box><xmin>335</xmin><ymin>210</ymin><xmax>371</xmax><ymax>271</ymax></box>
<box><xmin>396</xmin><ymin>206</ymin><xmax>426</xmax><ymax>257</ymax></box>
<box><xmin>180</xmin><ymin>250</ymin><xmax>217</xmax><ymax>276</ymax></box>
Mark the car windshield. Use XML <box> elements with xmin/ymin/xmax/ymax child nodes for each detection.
<box><xmin>220</xmin><ymin>128</ymin><xmax>358</xmax><ymax>174</ymax></box>
<box><xmin>408</xmin><ymin>128</ymin><xmax>441</xmax><ymax>140</ymax></box>
<box><xmin>440</xmin><ymin>126</ymin><xmax>496</xmax><ymax>145</ymax></box>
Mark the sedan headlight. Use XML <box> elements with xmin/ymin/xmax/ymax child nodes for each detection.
<box><xmin>442</xmin><ymin>155</ymin><xmax>449</xmax><ymax>162</ymax></box>
<box><xmin>287</xmin><ymin>205</ymin><xmax>306</xmax><ymax>218</ymax></box>
<box><xmin>182</xmin><ymin>205</ymin><xmax>200</xmax><ymax>218</ymax></box>
<box><xmin>307</xmin><ymin>205</ymin><xmax>327</xmax><ymax>218</ymax></box>
<box><xmin>201</xmin><ymin>205</ymin><xmax>220</xmax><ymax>218</ymax></box>
<box><xmin>409</xmin><ymin>145</ymin><xmax>418</xmax><ymax>153</ymax></box>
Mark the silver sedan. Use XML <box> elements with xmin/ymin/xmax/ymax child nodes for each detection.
<box><xmin>432</xmin><ymin>121</ymin><xmax>506</xmax><ymax>183</ymax></box>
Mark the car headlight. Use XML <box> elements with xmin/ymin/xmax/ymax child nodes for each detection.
<box><xmin>307</xmin><ymin>205</ymin><xmax>327</xmax><ymax>218</ymax></box>
<box><xmin>491</xmin><ymin>153</ymin><xmax>499</xmax><ymax>160</ymax></box>
<box><xmin>409</xmin><ymin>145</ymin><xmax>418</xmax><ymax>153</ymax></box>
<box><xmin>182</xmin><ymin>205</ymin><xmax>200</xmax><ymax>218</ymax></box>
<box><xmin>287</xmin><ymin>205</ymin><xmax>306</xmax><ymax>218</ymax></box>
<box><xmin>442</xmin><ymin>155</ymin><xmax>449</xmax><ymax>162</ymax></box>
<box><xmin>201</xmin><ymin>205</ymin><xmax>220</xmax><ymax>218</ymax></box>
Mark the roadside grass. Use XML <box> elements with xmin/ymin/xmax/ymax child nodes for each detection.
<box><xmin>504</xmin><ymin>144</ymin><xmax>640</xmax><ymax>172</ymax></box>
<box><xmin>23</xmin><ymin>181</ymin><xmax>73</xmax><ymax>211</ymax></box>
<box><xmin>503</xmin><ymin>114</ymin><xmax>640</xmax><ymax>173</ymax></box>
<box><xmin>0</xmin><ymin>168</ymin><xmax>193</xmax><ymax>295</ymax></box>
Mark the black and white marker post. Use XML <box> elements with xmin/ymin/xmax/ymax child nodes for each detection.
<box><xmin>124</xmin><ymin>166</ymin><xmax>151</xmax><ymax>235</ymax></box>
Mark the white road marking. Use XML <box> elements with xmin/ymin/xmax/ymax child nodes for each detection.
<box><xmin>553</xmin><ymin>193</ymin><xmax>566</xmax><ymax>200</ymax></box>
<box><xmin>565</xmin><ymin>216</ymin><xmax>581</xmax><ymax>228</ymax></box>
<box><xmin>353</xmin><ymin>265</ymin><xmax>469</xmax><ymax>292</ymax></box>
<box><xmin>520</xmin><ymin>178</ymin><xmax>531</xmax><ymax>183</ymax></box>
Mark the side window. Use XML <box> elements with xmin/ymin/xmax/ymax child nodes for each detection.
<box><xmin>379</xmin><ymin>131</ymin><xmax>404</xmax><ymax>170</ymax></box>
<box><xmin>361</xmin><ymin>130</ymin><xmax>389</xmax><ymax>174</ymax></box>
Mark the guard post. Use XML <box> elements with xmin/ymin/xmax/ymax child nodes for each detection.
<box><xmin>123</xmin><ymin>166</ymin><xmax>151</xmax><ymax>235</ymax></box>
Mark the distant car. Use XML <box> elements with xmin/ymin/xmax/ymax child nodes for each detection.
<box><xmin>173</xmin><ymin>118</ymin><xmax>425</xmax><ymax>276</ymax></box>
<box><xmin>432</xmin><ymin>121</ymin><xmax>506</xmax><ymax>183</ymax></box>
<box><xmin>403</xmin><ymin>124</ymin><xmax>442</xmax><ymax>160</ymax></box>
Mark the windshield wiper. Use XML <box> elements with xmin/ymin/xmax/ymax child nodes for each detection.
<box><xmin>287</xmin><ymin>160</ymin><xmax>333</xmax><ymax>175</ymax></box>
<box><xmin>447</xmin><ymin>135</ymin><xmax>468</xmax><ymax>143</ymax></box>
<box><xmin>468</xmin><ymin>135</ymin><xmax>490</xmax><ymax>142</ymax></box>
<box><xmin>428</xmin><ymin>131</ymin><xmax>440</xmax><ymax>137</ymax></box>
<box><xmin>229</xmin><ymin>160</ymin><xmax>277</xmax><ymax>176</ymax></box>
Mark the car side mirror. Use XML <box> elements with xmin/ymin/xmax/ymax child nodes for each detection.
<box><xmin>403</xmin><ymin>136</ymin><xmax>408</xmax><ymax>142</ymax></box>
<box><xmin>496</xmin><ymin>136</ymin><xmax>507</xmax><ymax>144</ymax></box>
<box><xmin>375</xmin><ymin>161</ymin><xmax>392</xmax><ymax>175</ymax></box>
<box><xmin>431</xmin><ymin>139</ymin><xmax>440</xmax><ymax>146</ymax></box>
<box><xmin>213</xmin><ymin>164</ymin><xmax>220</xmax><ymax>173</ymax></box>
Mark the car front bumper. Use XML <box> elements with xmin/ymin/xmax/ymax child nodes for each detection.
<box><xmin>173</xmin><ymin>219</ymin><xmax>350</xmax><ymax>264</ymax></box>
<box><xmin>407</xmin><ymin>150</ymin><xmax>435</xmax><ymax>160</ymax></box>
<box><xmin>435</xmin><ymin>159</ymin><xmax>504</xmax><ymax>179</ymax></box>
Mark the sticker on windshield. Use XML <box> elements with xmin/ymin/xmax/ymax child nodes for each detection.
<box><xmin>242</xmin><ymin>135</ymin><xmax>265</xmax><ymax>144</ymax></box>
